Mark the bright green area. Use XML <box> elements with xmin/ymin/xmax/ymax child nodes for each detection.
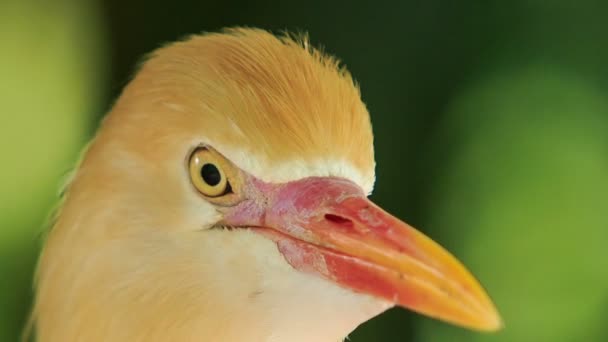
<box><xmin>415</xmin><ymin>67</ymin><xmax>608</xmax><ymax>341</ymax></box>
<box><xmin>1</xmin><ymin>1</ymin><xmax>606</xmax><ymax>341</ymax></box>
<box><xmin>0</xmin><ymin>0</ymin><xmax>106</xmax><ymax>340</ymax></box>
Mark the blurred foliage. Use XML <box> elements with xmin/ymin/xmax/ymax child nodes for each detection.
<box><xmin>0</xmin><ymin>0</ymin><xmax>106</xmax><ymax>340</ymax></box>
<box><xmin>1</xmin><ymin>0</ymin><xmax>607</xmax><ymax>341</ymax></box>
<box><xmin>416</xmin><ymin>67</ymin><xmax>608</xmax><ymax>341</ymax></box>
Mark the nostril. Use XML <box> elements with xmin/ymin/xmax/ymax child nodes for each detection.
<box><xmin>324</xmin><ymin>214</ymin><xmax>354</xmax><ymax>228</ymax></box>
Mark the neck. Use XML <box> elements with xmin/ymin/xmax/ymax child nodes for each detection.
<box><xmin>34</xmin><ymin>221</ymin><xmax>389</xmax><ymax>342</ymax></box>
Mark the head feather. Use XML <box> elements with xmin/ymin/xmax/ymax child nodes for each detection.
<box><xmin>104</xmin><ymin>27</ymin><xmax>375</xmax><ymax>191</ymax></box>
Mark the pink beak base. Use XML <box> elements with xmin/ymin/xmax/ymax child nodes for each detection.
<box><xmin>222</xmin><ymin>177</ymin><xmax>502</xmax><ymax>331</ymax></box>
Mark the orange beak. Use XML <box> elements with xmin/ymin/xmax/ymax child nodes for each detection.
<box><xmin>222</xmin><ymin>177</ymin><xmax>502</xmax><ymax>331</ymax></box>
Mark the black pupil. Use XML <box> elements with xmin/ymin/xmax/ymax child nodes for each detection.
<box><xmin>201</xmin><ymin>164</ymin><xmax>221</xmax><ymax>186</ymax></box>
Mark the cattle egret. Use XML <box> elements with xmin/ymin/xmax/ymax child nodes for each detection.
<box><xmin>31</xmin><ymin>28</ymin><xmax>501</xmax><ymax>342</ymax></box>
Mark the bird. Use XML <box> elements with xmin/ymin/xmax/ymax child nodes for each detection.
<box><xmin>30</xmin><ymin>28</ymin><xmax>501</xmax><ymax>342</ymax></box>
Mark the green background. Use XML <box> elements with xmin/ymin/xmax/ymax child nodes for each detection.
<box><xmin>1</xmin><ymin>0</ymin><xmax>607</xmax><ymax>341</ymax></box>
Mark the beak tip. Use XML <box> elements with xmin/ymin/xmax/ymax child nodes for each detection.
<box><xmin>477</xmin><ymin>307</ymin><xmax>504</xmax><ymax>332</ymax></box>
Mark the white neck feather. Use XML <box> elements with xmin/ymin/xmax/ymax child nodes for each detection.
<box><xmin>36</xmin><ymin>223</ymin><xmax>389</xmax><ymax>342</ymax></box>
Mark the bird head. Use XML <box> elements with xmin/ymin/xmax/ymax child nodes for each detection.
<box><xmin>32</xmin><ymin>28</ymin><xmax>501</xmax><ymax>341</ymax></box>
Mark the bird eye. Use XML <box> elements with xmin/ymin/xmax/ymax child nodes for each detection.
<box><xmin>189</xmin><ymin>149</ymin><xmax>230</xmax><ymax>197</ymax></box>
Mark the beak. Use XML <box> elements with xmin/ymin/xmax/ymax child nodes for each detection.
<box><xmin>223</xmin><ymin>177</ymin><xmax>502</xmax><ymax>331</ymax></box>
